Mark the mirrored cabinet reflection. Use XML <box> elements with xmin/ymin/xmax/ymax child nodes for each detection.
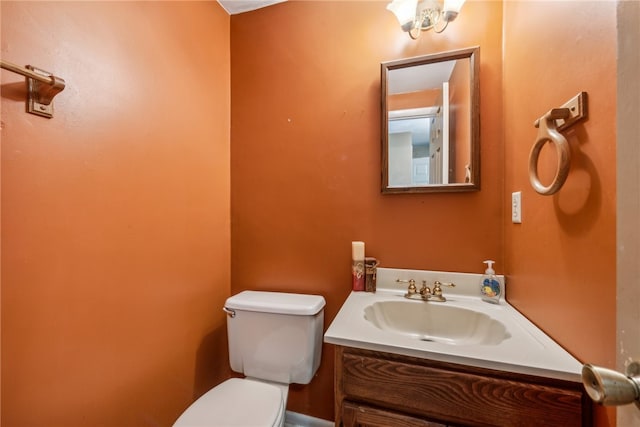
<box><xmin>381</xmin><ymin>47</ymin><xmax>480</xmax><ymax>193</ymax></box>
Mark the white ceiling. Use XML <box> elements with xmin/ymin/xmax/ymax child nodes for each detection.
<box><xmin>388</xmin><ymin>61</ymin><xmax>457</xmax><ymax>95</ymax></box>
<box><xmin>218</xmin><ymin>0</ymin><xmax>286</xmax><ymax>15</ymax></box>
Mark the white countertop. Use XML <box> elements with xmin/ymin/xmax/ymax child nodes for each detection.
<box><xmin>324</xmin><ymin>268</ymin><xmax>584</xmax><ymax>382</ymax></box>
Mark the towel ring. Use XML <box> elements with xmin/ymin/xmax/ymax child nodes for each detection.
<box><xmin>528</xmin><ymin>108</ymin><xmax>572</xmax><ymax>195</ymax></box>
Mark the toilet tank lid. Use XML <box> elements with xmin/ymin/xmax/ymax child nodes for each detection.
<box><xmin>225</xmin><ymin>291</ymin><xmax>325</xmax><ymax>315</ymax></box>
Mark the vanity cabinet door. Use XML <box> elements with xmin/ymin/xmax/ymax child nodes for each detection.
<box><xmin>342</xmin><ymin>402</ymin><xmax>447</xmax><ymax>427</ymax></box>
<box><xmin>335</xmin><ymin>346</ymin><xmax>592</xmax><ymax>427</ymax></box>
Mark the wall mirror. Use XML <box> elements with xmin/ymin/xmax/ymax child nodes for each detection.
<box><xmin>381</xmin><ymin>47</ymin><xmax>480</xmax><ymax>193</ymax></box>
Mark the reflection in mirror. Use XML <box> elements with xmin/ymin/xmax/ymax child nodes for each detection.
<box><xmin>381</xmin><ymin>47</ymin><xmax>479</xmax><ymax>193</ymax></box>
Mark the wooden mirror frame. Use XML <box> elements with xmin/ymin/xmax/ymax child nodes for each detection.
<box><xmin>381</xmin><ymin>47</ymin><xmax>480</xmax><ymax>194</ymax></box>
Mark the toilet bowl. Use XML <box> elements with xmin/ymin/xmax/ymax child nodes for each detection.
<box><xmin>172</xmin><ymin>291</ymin><xmax>325</xmax><ymax>427</ymax></box>
<box><xmin>173</xmin><ymin>378</ymin><xmax>286</xmax><ymax>427</ymax></box>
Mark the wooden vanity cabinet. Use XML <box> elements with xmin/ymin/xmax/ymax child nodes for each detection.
<box><xmin>334</xmin><ymin>346</ymin><xmax>592</xmax><ymax>427</ymax></box>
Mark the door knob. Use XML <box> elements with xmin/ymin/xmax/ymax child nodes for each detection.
<box><xmin>582</xmin><ymin>361</ymin><xmax>640</xmax><ymax>409</ymax></box>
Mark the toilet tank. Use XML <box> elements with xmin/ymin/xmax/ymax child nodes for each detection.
<box><xmin>224</xmin><ymin>291</ymin><xmax>326</xmax><ymax>384</ymax></box>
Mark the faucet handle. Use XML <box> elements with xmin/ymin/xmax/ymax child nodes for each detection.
<box><xmin>433</xmin><ymin>280</ymin><xmax>455</xmax><ymax>291</ymax></box>
<box><xmin>396</xmin><ymin>279</ymin><xmax>417</xmax><ymax>296</ymax></box>
<box><xmin>432</xmin><ymin>281</ymin><xmax>455</xmax><ymax>301</ymax></box>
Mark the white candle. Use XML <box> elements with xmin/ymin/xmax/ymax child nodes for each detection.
<box><xmin>352</xmin><ymin>241</ymin><xmax>365</xmax><ymax>261</ymax></box>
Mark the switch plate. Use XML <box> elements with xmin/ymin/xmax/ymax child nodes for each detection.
<box><xmin>512</xmin><ymin>191</ymin><xmax>522</xmax><ymax>224</ymax></box>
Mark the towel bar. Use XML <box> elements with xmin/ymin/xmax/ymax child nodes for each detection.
<box><xmin>0</xmin><ymin>59</ymin><xmax>66</xmax><ymax>118</ymax></box>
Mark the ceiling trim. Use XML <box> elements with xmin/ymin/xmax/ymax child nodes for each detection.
<box><xmin>218</xmin><ymin>0</ymin><xmax>287</xmax><ymax>15</ymax></box>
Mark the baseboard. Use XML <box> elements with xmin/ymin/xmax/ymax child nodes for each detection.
<box><xmin>284</xmin><ymin>411</ymin><xmax>333</xmax><ymax>427</ymax></box>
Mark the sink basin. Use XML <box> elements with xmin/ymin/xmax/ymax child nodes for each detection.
<box><xmin>364</xmin><ymin>300</ymin><xmax>510</xmax><ymax>346</ymax></box>
<box><xmin>325</xmin><ymin>268</ymin><xmax>585</xmax><ymax>381</ymax></box>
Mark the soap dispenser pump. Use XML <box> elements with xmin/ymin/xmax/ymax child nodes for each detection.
<box><xmin>481</xmin><ymin>260</ymin><xmax>502</xmax><ymax>304</ymax></box>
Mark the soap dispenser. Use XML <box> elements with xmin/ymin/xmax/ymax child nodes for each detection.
<box><xmin>480</xmin><ymin>260</ymin><xmax>502</xmax><ymax>304</ymax></box>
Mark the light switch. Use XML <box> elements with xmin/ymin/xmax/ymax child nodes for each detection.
<box><xmin>512</xmin><ymin>191</ymin><xmax>522</xmax><ymax>224</ymax></box>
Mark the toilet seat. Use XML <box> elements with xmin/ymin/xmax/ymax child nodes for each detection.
<box><xmin>172</xmin><ymin>378</ymin><xmax>285</xmax><ymax>427</ymax></box>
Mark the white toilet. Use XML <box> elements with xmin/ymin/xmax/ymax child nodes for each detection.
<box><xmin>173</xmin><ymin>290</ymin><xmax>326</xmax><ymax>427</ymax></box>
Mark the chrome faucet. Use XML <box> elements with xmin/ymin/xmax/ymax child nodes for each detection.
<box><xmin>396</xmin><ymin>279</ymin><xmax>455</xmax><ymax>302</ymax></box>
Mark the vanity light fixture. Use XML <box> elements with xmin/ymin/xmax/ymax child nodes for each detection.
<box><xmin>387</xmin><ymin>0</ymin><xmax>466</xmax><ymax>40</ymax></box>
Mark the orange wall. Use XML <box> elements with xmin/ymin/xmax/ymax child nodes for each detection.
<box><xmin>503</xmin><ymin>2</ymin><xmax>617</xmax><ymax>425</ymax></box>
<box><xmin>1</xmin><ymin>2</ymin><xmax>231</xmax><ymax>426</ymax></box>
<box><xmin>450</xmin><ymin>59</ymin><xmax>471</xmax><ymax>183</ymax></box>
<box><xmin>388</xmin><ymin>88</ymin><xmax>440</xmax><ymax>110</ymax></box>
<box><xmin>230</xmin><ymin>1</ymin><xmax>504</xmax><ymax>420</ymax></box>
<box><xmin>0</xmin><ymin>1</ymin><xmax>620</xmax><ymax>426</ymax></box>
